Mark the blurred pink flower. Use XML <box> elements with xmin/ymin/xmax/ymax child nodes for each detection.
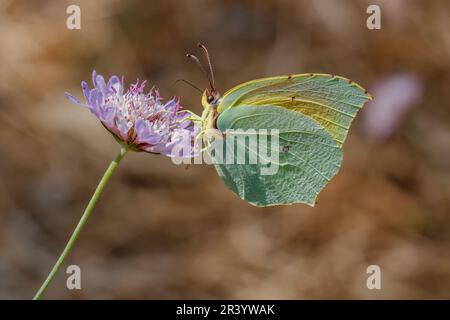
<box><xmin>363</xmin><ymin>73</ymin><xmax>423</xmax><ymax>140</ymax></box>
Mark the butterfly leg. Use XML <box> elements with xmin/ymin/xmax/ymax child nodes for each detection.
<box><xmin>179</xmin><ymin>109</ymin><xmax>202</xmax><ymax>122</ymax></box>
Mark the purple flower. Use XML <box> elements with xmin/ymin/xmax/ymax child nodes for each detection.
<box><xmin>65</xmin><ymin>71</ymin><xmax>199</xmax><ymax>157</ymax></box>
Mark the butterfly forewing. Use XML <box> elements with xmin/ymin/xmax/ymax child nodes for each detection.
<box><xmin>218</xmin><ymin>73</ymin><xmax>372</xmax><ymax>147</ymax></box>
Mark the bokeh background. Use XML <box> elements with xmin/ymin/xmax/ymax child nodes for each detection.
<box><xmin>1</xmin><ymin>0</ymin><xmax>449</xmax><ymax>299</ymax></box>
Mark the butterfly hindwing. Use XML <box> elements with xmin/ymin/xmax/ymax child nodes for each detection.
<box><xmin>211</xmin><ymin>105</ymin><xmax>343</xmax><ymax>206</ymax></box>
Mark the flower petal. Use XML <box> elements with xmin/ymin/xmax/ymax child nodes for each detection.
<box><xmin>81</xmin><ymin>81</ymin><xmax>90</xmax><ymax>101</ymax></box>
<box><xmin>117</xmin><ymin>118</ymin><xmax>129</xmax><ymax>138</ymax></box>
<box><xmin>88</xmin><ymin>88</ymin><xmax>103</xmax><ymax>117</ymax></box>
<box><xmin>95</xmin><ymin>74</ymin><xmax>107</xmax><ymax>94</ymax></box>
<box><xmin>107</xmin><ymin>75</ymin><xmax>122</xmax><ymax>95</ymax></box>
<box><xmin>64</xmin><ymin>92</ymin><xmax>82</xmax><ymax>105</ymax></box>
<box><xmin>99</xmin><ymin>104</ymin><xmax>116</xmax><ymax>124</ymax></box>
<box><xmin>92</xmin><ymin>70</ymin><xmax>97</xmax><ymax>86</ymax></box>
<box><xmin>136</xmin><ymin>119</ymin><xmax>162</xmax><ymax>145</ymax></box>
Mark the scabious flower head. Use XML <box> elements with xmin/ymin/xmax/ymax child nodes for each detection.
<box><xmin>65</xmin><ymin>71</ymin><xmax>199</xmax><ymax>157</ymax></box>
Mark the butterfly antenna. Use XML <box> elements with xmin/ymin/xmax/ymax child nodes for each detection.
<box><xmin>186</xmin><ymin>53</ymin><xmax>215</xmax><ymax>92</ymax></box>
<box><xmin>174</xmin><ymin>79</ymin><xmax>203</xmax><ymax>93</ymax></box>
<box><xmin>197</xmin><ymin>43</ymin><xmax>216</xmax><ymax>91</ymax></box>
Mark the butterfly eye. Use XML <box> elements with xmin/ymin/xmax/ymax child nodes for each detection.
<box><xmin>207</xmin><ymin>96</ymin><xmax>214</xmax><ymax>103</ymax></box>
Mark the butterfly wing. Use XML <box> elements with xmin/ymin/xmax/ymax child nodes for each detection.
<box><xmin>211</xmin><ymin>105</ymin><xmax>342</xmax><ymax>207</ymax></box>
<box><xmin>209</xmin><ymin>73</ymin><xmax>371</xmax><ymax>206</ymax></box>
<box><xmin>218</xmin><ymin>73</ymin><xmax>372</xmax><ymax>147</ymax></box>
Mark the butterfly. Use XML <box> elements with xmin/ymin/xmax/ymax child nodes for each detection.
<box><xmin>186</xmin><ymin>43</ymin><xmax>372</xmax><ymax>207</ymax></box>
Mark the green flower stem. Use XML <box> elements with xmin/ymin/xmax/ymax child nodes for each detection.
<box><xmin>33</xmin><ymin>146</ymin><xmax>128</xmax><ymax>300</ymax></box>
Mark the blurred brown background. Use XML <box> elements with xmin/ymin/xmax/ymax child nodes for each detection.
<box><xmin>0</xmin><ymin>0</ymin><xmax>450</xmax><ymax>299</ymax></box>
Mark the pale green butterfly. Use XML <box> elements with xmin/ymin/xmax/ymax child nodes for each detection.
<box><xmin>186</xmin><ymin>44</ymin><xmax>372</xmax><ymax>207</ymax></box>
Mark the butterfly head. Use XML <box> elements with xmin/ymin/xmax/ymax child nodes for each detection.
<box><xmin>202</xmin><ymin>88</ymin><xmax>221</xmax><ymax>108</ymax></box>
<box><xmin>187</xmin><ymin>43</ymin><xmax>220</xmax><ymax>109</ymax></box>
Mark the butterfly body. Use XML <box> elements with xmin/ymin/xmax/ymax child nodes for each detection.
<box><xmin>200</xmin><ymin>90</ymin><xmax>219</xmax><ymax>132</ymax></box>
